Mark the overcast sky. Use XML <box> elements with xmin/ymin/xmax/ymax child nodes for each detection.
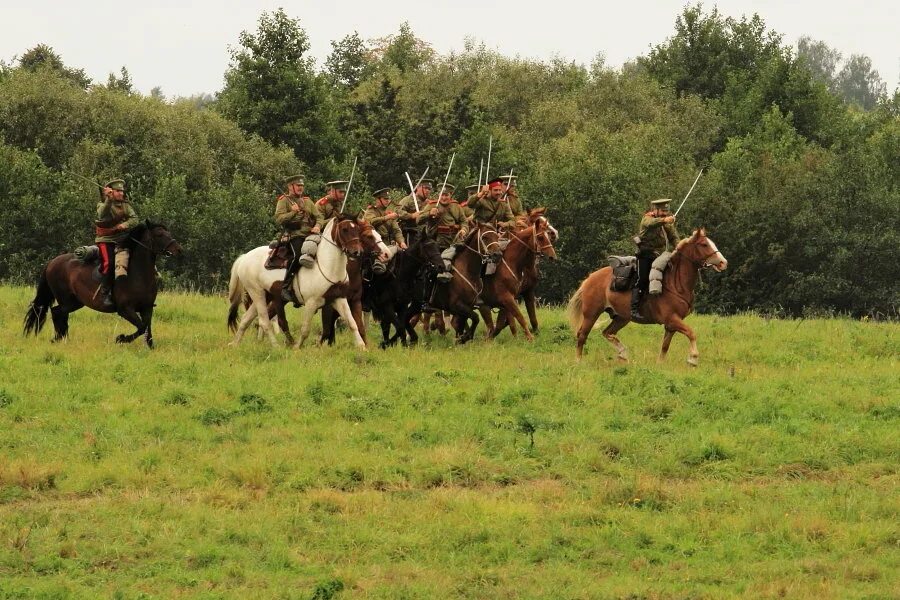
<box><xmin>3</xmin><ymin>0</ymin><xmax>897</xmax><ymax>97</ymax></box>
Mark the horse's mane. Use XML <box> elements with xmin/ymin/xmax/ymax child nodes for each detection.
<box><xmin>122</xmin><ymin>220</ymin><xmax>166</xmax><ymax>251</ymax></box>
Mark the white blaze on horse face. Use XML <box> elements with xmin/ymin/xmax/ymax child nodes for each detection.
<box><xmin>704</xmin><ymin>237</ymin><xmax>728</xmax><ymax>271</ymax></box>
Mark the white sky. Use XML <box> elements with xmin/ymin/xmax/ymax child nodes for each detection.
<box><xmin>3</xmin><ymin>0</ymin><xmax>898</xmax><ymax>97</ymax></box>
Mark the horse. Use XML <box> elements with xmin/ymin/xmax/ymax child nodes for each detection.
<box><xmin>368</xmin><ymin>234</ymin><xmax>444</xmax><ymax>348</ymax></box>
<box><xmin>22</xmin><ymin>221</ymin><xmax>182</xmax><ymax>347</ymax></box>
<box><xmin>478</xmin><ymin>215</ymin><xmax>558</xmax><ymax>341</ymax></box>
<box><xmin>318</xmin><ymin>224</ymin><xmax>390</xmax><ymax>347</ymax></box>
<box><xmin>567</xmin><ymin>228</ymin><xmax>727</xmax><ymax>365</ymax></box>
<box><xmin>227</xmin><ymin>216</ymin><xmax>364</xmax><ymax>348</ymax></box>
<box><xmin>426</xmin><ymin>223</ymin><xmax>502</xmax><ymax>344</ymax></box>
<box><xmin>478</xmin><ymin>208</ymin><xmax>559</xmax><ymax>337</ymax></box>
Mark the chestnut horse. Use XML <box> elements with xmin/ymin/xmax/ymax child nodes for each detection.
<box><xmin>427</xmin><ymin>223</ymin><xmax>502</xmax><ymax>343</ymax></box>
<box><xmin>478</xmin><ymin>216</ymin><xmax>557</xmax><ymax>341</ymax></box>
<box><xmin>23</xmin><ymin>221</ymin><xmax>181</xmax><ymax>347</ymax></box>
<box><xmin>567</xmin><ymin>229</ymin><xmax>727</xmax><ymax>365</ymax></box>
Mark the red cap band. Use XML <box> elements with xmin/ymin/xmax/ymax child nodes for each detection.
<box><xmin>488</xmin><ymin>181</ymin><xmax>503</xmax><ymax>190</ymax></box>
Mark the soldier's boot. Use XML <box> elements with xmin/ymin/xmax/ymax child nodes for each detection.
<box><xmin>114</xmin><ymin>248</ymin><xmax>130</xmax><ymax>282</ymax></box>
<box><xmin>281</xmin><ymin>262</ymin><xmax>301</xmax><ymax>308</ymax></box>
<box><xmin>435</xmin><ymin>269</ymin><xmax>453</xmax><ymax>283</ymax></box>
<box><xmin>297</xmin><ymin>253</ymin><xmax>315</xmax><ymax>268</ymax></box>
<box><xmin>630</xmin><ymin>287</ymin><xmax>648</xmax><ymax>323</ymax></box>
<box><xmin>98</xmin><ymin>269</ymin><xmax>114</xmax><ymax>309</ymax></box>
<box><xmin>421</xmin><ymin>277</ymin><xmax>438</xmax><ymax>313</ymax></box>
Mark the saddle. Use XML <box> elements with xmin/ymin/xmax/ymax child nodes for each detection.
<box><xmin>265</xmin><ymin>242</ymin><xmax>292</xmax><ymax>270</ymax></box>
<box><xmin>608</xmin><ymin>256</ymin><xmax>636</xmax><ymax>291</ymax></box>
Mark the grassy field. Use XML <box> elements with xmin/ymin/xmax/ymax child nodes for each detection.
<box><xmin>0</xmin><ymin>285</ymin><xmax>897</xmax><ymax>599</ymax></box>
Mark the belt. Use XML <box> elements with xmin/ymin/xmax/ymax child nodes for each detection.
<box><xmin>436</xmin><ymin>225</ymin><xmax>460</xmax><ymax>233</ymax></box>
<box><xmin>95</xmin><ymin>225</ymin><xmax>120</xmax><ymax>236</ymax></box>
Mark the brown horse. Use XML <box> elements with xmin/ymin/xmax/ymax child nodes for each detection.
<box><xmin>427</xmin><ymin>223</ymin><xmax>502</xmax><ymax>343</ymax></box>
<box><xmin>23</xmin><ymin>221</ymin><xmax>182</xmax><ymax>347</ymax></box>
<box><xmin>479</xmin><ymin>208</ymin><xmax>558</xmax><ymax>336</ymax></box>
<box><xmin>567</xmin><ymin>229</ymin><xmax>727</xmax><ymax>365</ymax></box>
<box><xmin>478</xmin><ymin>216</ymin><xmax>557</xmax><ymax>341</ymax></box>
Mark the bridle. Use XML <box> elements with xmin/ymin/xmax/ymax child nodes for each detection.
<box><xmin>501</xmin><ymin>224</ymin><xmax>555</xmax><ymax>287</ymax></box>
<box><xmin>132</xmin><ymin>227</ymin><xmax>178</xmax><ymax>257</ymax></box>
<box><xmin>319</xmin><ymin>217</ymin><xmax>362</xmax><ymax>258</ymax></box>
<box><xmin>463</xmin><ymin>224</ymin><xmax>502</xmax><ymax>263</ymax></box>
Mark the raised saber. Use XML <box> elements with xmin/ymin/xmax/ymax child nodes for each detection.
<box><xmin>437</xmin><ymin>153</ymin><xmax>455</xmax><ymax>199</ymax></box>
<box><xmin>404</xmin><ymin>166</ymin><xmax>430</xmax><ymax>212</ymax></box>
<box><xmin>485</xmin><ymin>136</ymin><xmax>492</xmax><ymax>184</ymax></box>
<box><xmin>339</xmin><ymin>155</ymin><xmax>358</xmax><ymax>213</ymax></box>
<box><xmin>674</xmin><ymin>169</ymin><xmax>703</xmax><ymax>217</ymax></box>
<box><xmin>501</xmin><ymin>168</ymin><xmax>514</xmax><ymax>200</ymax></box>
<box><xmin>477</xmin><ymin>158</ymin><xmax>484</xmax><ymax>189</ymax></box>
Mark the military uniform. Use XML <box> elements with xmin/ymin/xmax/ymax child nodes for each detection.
<box><xmin>397</xmin><ymin>178</ymin><xmax>433</xmax><ymax>233</ymax></box>
<box><xmin>632</xmin><ymin>198</ymin><xmax>681</xmax><ymax>320</ymax></box>
<box><xmin>316</xmin><ymin>180</ymin><xmax>349</xmax><ymax>222</ymax></box>
<box><xmin>461</xmin><ymin>184</ymin><xmax>478</xmax><ymax>220</ymax></box>
<box><xmin>416</xmin><ymin>196</ymin><xmax>469</xmax><ymax>250</ymax></box>
<box><xmin>276</xmin><ymin>175</ymin><xmax>323</xmax><ymax>306</ymax></box>
<box><xmin>361</xmin><ymin>194</ymin><xmax>404</xmax><ymax>246</ymax></box>
<box><xmin>499</xmin><ymin>175</ymin><xmax>527</xmax><ymax>223</ymax></box>
<box><xmin>469</xmin><ymin>185</ymin><xmax>516</xmax><ymax>229</ymax></box>
<box><xmin>94</xmin><ymin>178</ymin><xmax>139</xmax><ymax>306</ymax></box>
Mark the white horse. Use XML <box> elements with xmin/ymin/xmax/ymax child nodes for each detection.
<box><xmin>228</xmin><ymin>217</ymin><xmax>369</xmax><ymax>349</ymax></box>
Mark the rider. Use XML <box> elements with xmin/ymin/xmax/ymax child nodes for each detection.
<box><xmin>632</xmin><ymin>198</ymin><xmax>680</xmax><ymax>321</ymax></box>
<box><xmin>416</xmin><ymin>183</ymin><xmax>468</xmax><ymax>284</ymax></box>
<box><xmin>94</xmin><ymin>178</ymin><xmax>139</xmax><ymax>308</ymax></box>
<box><xmin>498</xmin><ymin>174</ymin><xmax>528</xmax><ymax>227</ymax></box>
<box><xmin>470</xmin><ymin>178</ymin><xmax>516</xmax><ymax>230</ymax></box>
<box><xmin>275</xmin><ymin>175</ymin><xmax>323</xmax><ymax>307</ymax></box>
<box><xmin>397</xmin><ymin>178</ymin><xmax>433</xmax><ymax>241</ymax></box>
<box><xmin>460</xmin><ymin>184</ymin><xmax>477</xmax><ymax>220</ymax></box>
<box><xmin>316</xmin><ymin>180</ymin><xmax>348</xmax><ymax>221</ymax></box>
<box><xmin>362</xmin><ymin>187</ymin><xmax>406</xmax><ymax>273</ymax></box>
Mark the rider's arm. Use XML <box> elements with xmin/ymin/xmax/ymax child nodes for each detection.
<box><xmin>120</xmin><ymin>202</ymin><xmax>139</xmax><ymax>230</ymax></box>
<box><xmin>307</xmin><ymin>199</ymin><xmax>325</xmax><ymax>231</ymax></box>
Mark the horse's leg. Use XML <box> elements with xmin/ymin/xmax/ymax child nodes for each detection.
<box><xmin>499</xmin><ymin>295</ymin><xmax>533</xmax><ymax>341</ymax></box>
<box><xmin>320</xmin><ymin>304</ymin><xmax>336</xmax><ymax>346</ymax></box>
<box><xmin>524</xmin><ymin>289</ymin><xmax>539</xmax><ymax>333</ymax></box>
<box><xmin>332</xmin><ymin>298</ymin><xmax>366</xmax><ymax>349</ymax></box>
<box><xmin>658</xmin><ymin>328</ymin><xmax>676</xmax><ymax>362</ymax></box>
<box><xmin>230</xmin><ymin>302</ymin><xmax>258</xmax><ymax>346</ymax></box>
<box><xmin>295</xmin><ymin>297</ymin><xmax>325</xmax><ymax>349</ymax></box>
<box><xmin>478</xmin><ymin>306</ymin><xmax>494</xmax><ymax>338</ymax></box>
<box><xmin>249</xmin><ymin>290</ymin><xmax>279</xmax><ymax>348</ymax></box>
<box><xmin>602</xmin><ymin>317</ymin><xmax>630</xmax><ymax>362</ymax></box>
<box><xmin>457</xmin><ymin>308</ymin><xmax>480</xmax><ymax>344</ymax></box>
<box><xmin>115</xmin><ymin>305</ymin><xmax>145</xmax><ymax>344</ymax></box>
<box><xmin>276</xmin><ymin>299</ymin><xmax>294</xmax><ymax>346</ymax></box>
<box><xmin>667</xmin><ymin>315</ymin><xmax>699</xmax><ymax>366</ymax></box>
<box><xmin>50</xmin><ymin>303</ymin><xmax>79</xmax><ymax>343</ymax></box>
<box><xmin>141</xmin><ymin>306</ymin><xmax>155</xmax><ymax>349</ymax></box>
<box><xmin>402</xmin><ymin>305</ymin><xmax>419</xmax><ymax>346</ymax></box>
<box><xmin>351</xmin><ymin>299</ymin><xmax>367</xmax><ymax>346</ymax></box>
<box><xmin>575</xmin><ymin>302</ymin><xmax>605</xmax><ymax>360</ymax></box>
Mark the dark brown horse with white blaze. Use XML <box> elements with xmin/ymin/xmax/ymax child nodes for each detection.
<box><xmin>478</xmin><ymin>214</ymin><xmax>557</xmax><ymax>341</ymax></box>
<box><xmin>23</xmin><ymin>221</ymin><xmax>181</xmax><ymax>347</ymax></box>
<box><xmin>567</xmin><ymin>229</ymin><xmax>727</xmax><ymax>365</ymax></box>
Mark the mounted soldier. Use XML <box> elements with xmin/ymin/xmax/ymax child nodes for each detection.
<box><xmin>470</xmin><ymin>178</ymin><xmax>516</xmax><ymax>230</ymax></box>
<box><xmin>94</xmin><ymin>178</ymin><xmax>139</xmax><ymax>308</ymax></box>
<box><xmin>397</xmin><ymin>178</ymin><xmax>433</xmax><ymax>240</ymax></box>
<box><xmin>498</xmin><ymin>174</ymin><xmax>528</xmax><ymax>227</ymax></box>
<box><xmin>362</xmin><ymin>187</ymin><xmax>406</xmax><ymax>273</ymax></box>
<box><xmin>632</xmin><ymin>198</ymin><xmax>680</xmax><ymax>321</ymax></box>
<box><xmin>416</xmin><ymin>183</ymin><xmax>468</xmax><ymax>284</ymax></box>
<box><xmin>316</xmin><ymin>180</ymin><xmax>348</xmax><ymax>222</ymax></box>
<box><xmin>275</xmin><ymin>175</ymin><xmax>323</xmax><ymax>307</ymax></box>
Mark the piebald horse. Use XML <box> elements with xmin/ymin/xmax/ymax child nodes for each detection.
<box><xmin>227</xmin><ymin>216</ymin><xmax>365</xmax><ymax>348</ymax></box>
<box><xmin>567</xmin><ymin>229</ymin><xmax>727</xmax><ymax>365</ymax></box>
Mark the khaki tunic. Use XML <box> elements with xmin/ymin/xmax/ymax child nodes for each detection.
<box><xmin>507</xmin><ymin>190</ymin><xmax>526</xmax><ymax>220</ymax></box>
<box><xmin>637</xmin><ymin>213</ymin><xmax>681</xmax><ymax>255</ymax></box>
<box><xmin>316</xmin><ymin>197</ymin><xmax>342</xmax><ymax>222</ymax></box>
<box><xmin>361</xmin><ymin>203</ymin><xmax>404</xmax><ymax>245</ymax></box>
<box><xmin>95</xmin><ymin>199</ymin><xmax>139</xmax><ymax>243</ymax></box>
<box><xmin>397</xmin><ymin>193</ymin><xmax>428</xmax><ymax>229</ymax></box>
<box><xmin>416</xmin><ymin>200</ymin><xmax>469</xmax><ymax>250</ymax></box>
<box><xmin>275</xmin><ymin>195</ymin><xmax>323</xmax><ymax>239</ymax></box>
<box><xmin>469</xmin><ymin>194</ymin><xmax>515</xmax><ymax>229</ymax></box>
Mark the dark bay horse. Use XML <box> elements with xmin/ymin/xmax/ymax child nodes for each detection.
<box><xmin>478</xmin><ymin>216</ymin><xmax>557</xmax><ymax>341</ymax></box>
<box><xmin>427</xmin><ymin>224</ymin><xmax>502</xmax><ymax>343</ymax></box>
<box><xmin>567</xmin><ymin>229</ymin><xmax>727</xmax><ymax>365</ymax></box>
<box><xmin>23</xmin><ymin>221</ymin><xmax>181</xmax><ymax>347</ymax></box>
<box><xmin>369</xmin><ymin>234</ymin><xmax>444</xmax><ymax>348</ymax></box>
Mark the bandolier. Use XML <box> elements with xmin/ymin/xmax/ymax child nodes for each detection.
<box><xmin>95</xmin><ymin>178</ymin><xmax>139</xmax><ymax>307</ymax></box>
<box><xmin>632</xmin><ymin>198</ymin><xmax>681</xmax><ymax>320</ymax></box>
<box><xmin>469</xmin><ymin>178</ymin><xmax>516</xmax><ymax>229</ymax></box>
<box><xmin>275</xmin><ymin>174</ymin><xmax>324</xmax><ymax>306</ymax></box>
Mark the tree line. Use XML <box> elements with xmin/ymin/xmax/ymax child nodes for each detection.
<box><xmin>0</xmin><ymin>4</ymin><xmax>896</xmax><ymax>317</ymax></box>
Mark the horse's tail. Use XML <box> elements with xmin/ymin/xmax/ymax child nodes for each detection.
<box><xmin>23</xmin><ymin>268</ymin><xmax>53</xmax><ymax>336</ymax></box>
<box><xmin>227</xmin><ymin>258</ymin><xmax>245</xmax><ymax>332</ymax></box>
<box><xmin>566</xmin><ymin>283</ymin><xmax>585</xmax><ymax>332</ymax></box>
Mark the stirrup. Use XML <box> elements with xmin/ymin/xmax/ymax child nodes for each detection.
<box><xmin>436</xmin><ymin>272</ymin><xmax>453</xmax><ymax>283</ymax></box>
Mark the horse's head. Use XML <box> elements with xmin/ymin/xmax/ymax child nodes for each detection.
<box><xmin>413</xmin><ymin>235</ymin><xmax>445</xmax><ymax>272</ymax></box>
<box><xmin>528</xmin><ymin>207</ymin><xmax>558</xmax><ymax>242</ymax></box>
<box><xmin>131</xmin><ymin>221</ymin><xmax>182</xmax><ymax>257</ymax></box>
<box><xmin>676</xmin><ymin>228</ymin><xmax>728</xmax><ymax>271</ymax></box>
<box><xmin>532</xmin><ymin>216</ymin><xmax>558</xmax><ymax>261</ymax></box>
<box><xmin>470</xmin><ymin>223</ymin><xmax>502</xmax><ymax>262</ymax></box>
<box><xmin>357</xmin><ymin>220</ymin><xmax>389</xmax><ymax>257</ymax></box>
<box><xmin>333</xmin><ymin>215</ymin><xmax>363</xmax><ymax>258</ymax></box>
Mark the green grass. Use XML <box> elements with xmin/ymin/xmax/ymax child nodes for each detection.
<box><xmin>0</xmin><ymin>285</ymin><xmax>897</xmax><ymax>599</ymax></box>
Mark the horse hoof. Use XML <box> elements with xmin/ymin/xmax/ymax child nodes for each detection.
<box><xmin>617</xmin><ymin>354</ymin><xmax>629</xmax><ymax>363</ymax></box>
<box><xmin>687</xmin><ymin>356</ymin><xmax>699</xmax><ymax>367</ymax></box>
<box><xmin>115</xmin><ymin>334</ymin><xmax>128</xmax><ymax>344</ymax></box>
